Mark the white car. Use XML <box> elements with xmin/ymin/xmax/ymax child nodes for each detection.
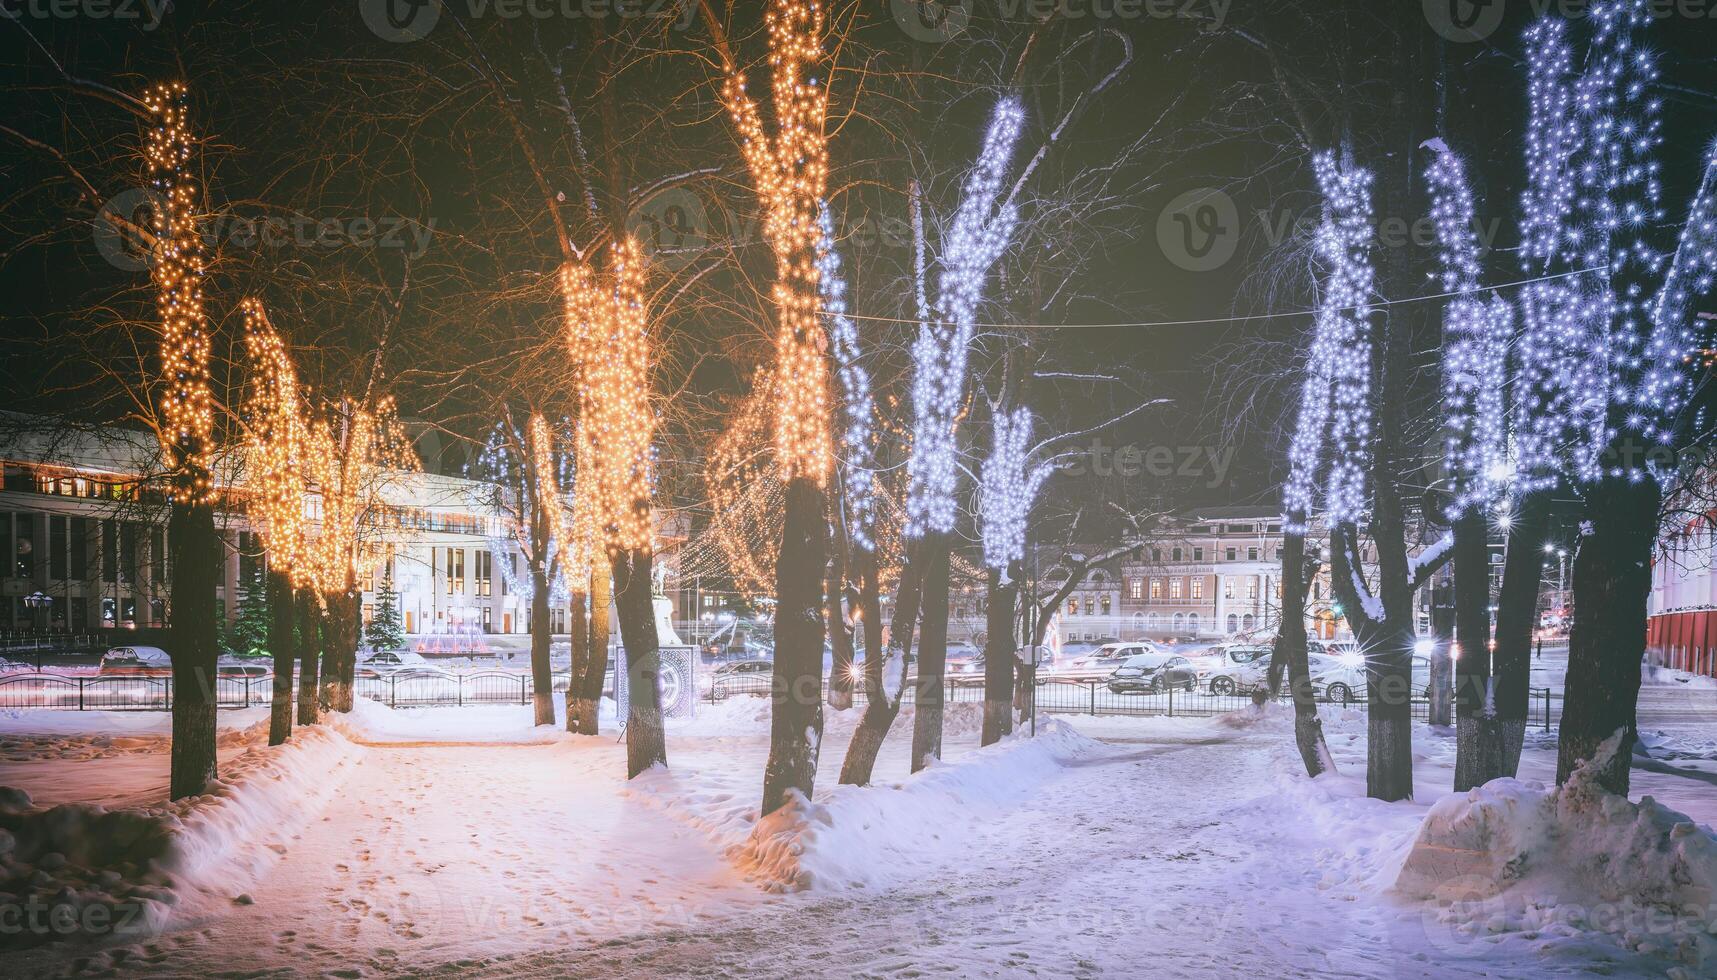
<box><xmin>1193</xmin><ymin>644</ymin><xmax>1274</xmax><ymax>695</ymax></box>
<box><xmin>1308</xmin><ymin>651</ymin><xmax>1433</xmax><ymax>704</ymax></box>
<box><xmin>357</xmin><ymin>649</ymin><xmax>432</xmax><ymax>676</ymax></box>
<box><xmin>1051</xmin><ymin>641</ymin><xmax>1162</xmax><ymax>682</ymax></box>
<box><xmin>706</xmin><ymin>658</ymin><xmax>773</xmax><ymax>695</ymax></box>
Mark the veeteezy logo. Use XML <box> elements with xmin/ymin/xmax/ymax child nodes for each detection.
<box><xmin>0</xmin><ymin>0</ymin><xmax>172</xmax><ymax>30</ymax></box>
<box><xmin>892</xmin><ymin>0</ymin><xmax>1230</xmax><ymax>42</ymax></box>
<box><xmin>359</xmin><ymin>0</ymin><xmax>695</xmax><ymax>43</ymax></box>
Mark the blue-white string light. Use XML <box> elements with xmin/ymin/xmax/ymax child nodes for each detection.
<box><xmin>980</xmin><ymin>406</ymin><xmax>1052</xmax><ymax>583</ymax></box>
<box><xmin>905</xmin><ymin>96</ymin><xmax>1025</xmax><ymax>539</ymax></box>
<box><xmin>816</xmin><ymin>202</ymin><xmax>876</xmax><ymax>552</ymax></box>
<box><xmin>1312</xmin><ymin>152</ymin><xmax>1376</xmax><ymax>526</ymax></box>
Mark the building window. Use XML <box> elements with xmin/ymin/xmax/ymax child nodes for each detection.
<box><xmin>1172</xmin><ymin>547</ymin><xmax>1183</xmax><ymax>562</ymax></box>
<box><xmin>1145</xmin><ymin>612</ymin><xmax>1159</xmax><ymax>630</ymax></box>
<box><xmin>1128</xmin><ymin>578</ymin><xmax>1143</xmax><ymax>600</ymax></box>
<box><xmin>475</xmin><ymin>550</ymin><xmax>492</xmax><ymax>598</ymax></box>
<box><xmin>1100</xmin><ymin>595</ymin><xmax>1111</xmax><ymax>615</ymax></box>
<box><xmin>1149</xmin><ymin>579</ymin><xmax>1162</xmax><ymax>599</ymax></box>
<box><xmin>1190</xmin><ymin>578</ymin><xmax>1203</xmax><ymax>600</ymax></box>
<box><xmin>1170</xmin><ymin>578</ymin><xmax>1183</xmax><ymax>599</ymax></box>
<box><xmin>1188</xmin><ymin>613</ymin><xmax>1200</xmax><ymax>633</ymax></box>
<box><xmin>1151</xmin><ymin>548</ymin><xmax>1162</xmax><ymax>562</ymax></box>
<box><xmin>1223</xmin><ymin>579</ymin><xmax>1234</xmax><ymax>599</ymax></box>
<box><xmin>1173</xmin><ymin>613</ymin><xmax>1186</xmax><ymax>630</ymax></box>
<box><xmin>1247</xmin><ymin>577</ymin><xmax>1259</xmax><ymax>600</ymax></box>
<box><xmin>1248</xmin><ymin>547</ymin><xmax>1260</xmax><ymax>561</ymax></box>
<box><xmin>1226</xmin><ymin>547</ymin><xmax>1237</xmax><ymax>561</ymax></box>
<box><xmin>1084</xmin><ymin>597</ymin><xmax>1095</xmax><ymax>615</ymax></box>
<box><xmin>1226</xmin><ymin>613</ymin><xmax>1238</xmax><ymax>632</ymax></box>
<box><xmin>1067</xmin><ymin>598</ymin><xmax>1078</xmax><ymax>616</ymax></box>
<box><xmin>1243</xmin><ymin>613</ymin><xmax>1256</xmax><ymax>629</ymax></box>
<box><xmin>1193</xmin><ymin>547</ymin><xmax>1204</xmax><ymax>562</ymax></box>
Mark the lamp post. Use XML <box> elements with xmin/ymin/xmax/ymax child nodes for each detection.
<box><xmin>23</xmin><ymin>592</ymin><xmax>51</xmax><ymax>669</ymax></box>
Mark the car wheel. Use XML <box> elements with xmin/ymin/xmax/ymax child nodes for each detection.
<box><xmin>1328</xmin><ymin>682</ymin><xmax>1352</xmax><ymax>705</ymax></box>
<box><xmin>1210</xmin><ymin>677</ymin><xmax>1235</xmax><ymax>696</ymax></box>
<box><xmin>1183</xmin><ymin>679</ymin><xmax>1196</xmax><ymax>692</ymax></box>
<box><xmin>1150</xmin><ymin>676</ymin><xmax>1164</xmax><ymax>694</ymax></box>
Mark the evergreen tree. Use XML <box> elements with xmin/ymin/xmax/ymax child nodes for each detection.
<box><xmin>365</xmin><ymin>578</ymin><xmax>406</xmax><ymax>651</ymax></box>
<box><xmin>229</xmin><ymin>564</ymin><xmax>271</xmax><ymax>657</ymax></box>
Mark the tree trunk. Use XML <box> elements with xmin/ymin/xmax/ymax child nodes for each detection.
<box><xmin>981</xmin><ymin>567</ymin><xmax>1017</xmax><ymax>746</ymax></box>
<box><xmin>909</xmin><ymin>532</ymin><xmax>952</xmax><ymax>773</ymax></box>
<box><xmin>1453</xmin><ymin>508</ymin><xmax>1498</xmax><ymax>791</ymax></box>
<box><xmin>576</xmin><ymin>570</ymin><xmax>611</xmax><ymax>735</ymax></box>
<box><xmin>168</xmin><ymin>500</ymin><xmax>221</xmax><ymax>801</ymax></box>
<box><xmin>529</xmin><ymin>561</ymin><xmax>555</xmax><ymax>727</ymax></box>
<box><xmin>1557</xmin><ymin>470</ymin><xmax>1656</xmax><ymax>795</ymax></box>
<box><xmin>840</xmin><ymin>539</ymin><xmax>921</xmax><ymax>785</ymax></box>
<box><xmin>762</xmin><ymin>477</ymin><xmax>828</xmax><ymax>816</ymax></box>
<box><xmin>1492</xmin><ymin>491</ymin><xmax>1549</xmax><ymax>778</ymax></box>
<box><xmin>614</xmin><ymin>548</ymin><xmax>667</xmax><ymax>777</ymax></box>
<box><xmin>296</xmin><ymin>588</ymin><xmax>321</xmax><ymax>726</ymax></box>
<box><xmin>329</xmin><ymin>586</ymin><xmax>361</xmax><ymax>713</ymax></box>
<box><xmin>1332</xmin><ymin>524</ymin><xmax>1415</xmax><ymax>802</ymax></box>
<box><xmin>1427</xmin><ymin>568</ymin><xmax>1454</xmax><ymax>727</ymax></box>
<box><xmin>826</xmin><ymin>536</ymin><xmax>855</xmax><ymax>711</ymax></box>
<box><xmin>1271</xmin><ymin>529</ymin><xmax>1331</xmax><ymax>778</ymax></box>
<box><xmin>267</xmin><ymin>567</ymin><xmax>296</xmax><ymax>746</ymax></box>
<box><xmin>565</xmin><ymin>588</ymin><xmax>588</xmax><ymax>733</ymax></box>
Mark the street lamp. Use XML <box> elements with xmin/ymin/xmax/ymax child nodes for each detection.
<box><xmin>22</xmin><ymin>592</ymin><xmax>51</xmax><ymax>670</ymax></box>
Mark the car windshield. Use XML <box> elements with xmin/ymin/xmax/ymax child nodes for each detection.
<box><xmin>1230</xmin><ymin>648</ymin><xmax>1265</xmax><ymax>664</ymax></box>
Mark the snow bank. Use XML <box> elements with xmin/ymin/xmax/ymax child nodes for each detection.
<box><xmin>0</xmin><ymin>726</ymin><xmax>362</xmax><ymax>949</ymax></box>
<box><xmin>721</xmin><ymin>720</ymin><xmax>1099</xmax><ymax>893</ymax></box>
<box><xmin>1394</xmin><ymin>732</ymin><xmax>1717</xmax><ymax>970</ymax></box>
<box><xmin>325</xmin><ymin>696</ymin><xmax>615</xmax><ymax>744</ymax></box>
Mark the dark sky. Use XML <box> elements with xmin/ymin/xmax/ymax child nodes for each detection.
<box><xmin>3</xmin><ymin>1</ymin><xmax>1716</xmax><ymax>517</ymax></box>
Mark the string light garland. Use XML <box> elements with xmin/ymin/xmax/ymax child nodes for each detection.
<box><xmin>240</xmin><ymin>297</ymin><xmax>312</xmax><ymax>584</ymax></box>
<box><xmin>906</xmin><ymin>96</ymin><xmax>1024</xmax><ymax>539</ymax></box>
<box><xmin>142</xmin><ymin>82</ymin><xmax>212</xmax><ymax>502</ymax></box>
<box><xmin>563</xmin><ymin>237</ymin><xmax>655</xmax><ymax>556</ymax></box>
<box><xmin>980</xmin><ymin>406</ymin><xmax>1051</xmax><ymax>583</ymax></box>
<box><xmin>721</xmin><ymin>0</ymin><xmax>834</xmax><ymax>486</ymax></box>
<box><xmin>816</xmin><ymin>202</ymin><xmax>876</xmax><ymax>551</ymax></box>
<box><xmin>1426</xmin><ymin>146</ymin><xmax>1512</xmax><ymax>516</ymax></box>
<box><xmin>1312</xmin><ymin>152</ymin><xmax>1376</xmax><ymax>525</ymax></box>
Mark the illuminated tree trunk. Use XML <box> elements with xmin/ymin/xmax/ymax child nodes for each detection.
<box><xmin>267</xmin><ymin>566</ymin><xmax>296</xmax><ymax>746</ymax></box>
<box><xmin>1557</xmin><ymin>470</ymin><xmax>1656</xmax><ymax>795</ymax></box>
<box><xmin>762</xmin><ymin>477</ymin><xmax>828</xmax><ymax>815</ymax></box>
<box><xmin>840</xmin><ymin>540</ymin><xmax>920</xmax><ymax>785</ymax></box>
<box><xmin>1270</xmin><ymin>528</ymin><xmax>1330</xmax><ymax>778</ymax></box>
<box><xmin>1452</xmin><ymin>508</ymin><xmax>1498</xmax><ymax>791</ymax></box>
<box><xmin>981</xmin><ymin>567</ymin><xmax>1017</xmax><ymax>746</ymax></box>
<box><xmin>565</xmin><ymin>588</ymin><xmax>588</xmax><ymax>733</ymax></box>
<box><xmin>168</xmin><ymin>500</ymin><xmax>221</xmax><ymax>800</ymax></box>
<box><xmin>295</xmin><ymin>588</ymin><xmax>320</xmax><ymax>726</ymax></box>
<box><xmin>615</xmin><ymin>548</ymin><xmax>666</xmax><ymax>777</ymax></box>
<box><xmin>322</xmin><ymin>585</ymin><xmax>360</xmax><ymax>713</ymax></box>
<box><xmin>909</xmin><ymin>532</ymin><xmax>952</xmax><ymax>773</ymax></box>
<box><xmin>529</xmin><ymin>554</ymin><xmax>555</xmax><ymax>727</ymax></box>
<box><xmin>1492</xmin><ymin>492</ymin><xmax>1549</xmax><ymax>777</ymax></box>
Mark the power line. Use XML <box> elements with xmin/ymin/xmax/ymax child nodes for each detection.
<box><xmin>825</xmin><ymin>266</ymin><xmax>1604</xmax><ymax>331</ymax></box>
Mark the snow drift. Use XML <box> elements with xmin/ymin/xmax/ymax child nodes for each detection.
<box><xmin>0</xmin><ymin>726</ymin><xmax>362</xmax><ymax>949</ymax></box>
<box><xmin>1394</xmin><ymin>731</ymin><xmax>1717</xmax><ymax>969</ymax></box>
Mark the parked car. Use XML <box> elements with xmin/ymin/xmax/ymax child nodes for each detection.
<box><xmin>706</xmin><ymin>658</ymin><xmax>773</xmax><ymax>695</ymax></box>
<box><xmin>357</xmin><ymin>649</ymin><xmax>433</xmax><ymax>677</ymax></box>
<box><xmin>99</xmin><ymin>646</ymin><xmax>173</xmax><ymax>676</ymax></box>
<box><xmin>1051</xmin><ymin>641</ymin><xmax>1161</xmax><ymax>682</ymax></box>
<box><xmin>1107</xmin><ymin>652</ymin><xmax>1198</xmax><ymax>694</ymax></box>
<box><xmin>1307</xmin><ymin>652</ymin><xmax>1433</xmax><ymax>704</ymax></box>
<box><xmin>947</xmin><ymin>647</ymin><xmax>985</xmax><ymax>685</ymax></box>
<box><xmin>1193</xmin><ymin>644</ymin><xmax>1274</xmax><ymax>695</ymax></box>
<box><xmin>217</xmin><ymin>656</ymin><xmax>271</xmax><ymax>678</ymax></box>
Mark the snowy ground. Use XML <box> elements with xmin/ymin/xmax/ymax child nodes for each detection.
<box><xmin>0</xmin><ymin>696</ymin><xmax>1713</xmax><ymax>978</ymax></box>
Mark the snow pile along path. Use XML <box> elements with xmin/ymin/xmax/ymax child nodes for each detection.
<box><xmin>0</xmin><ymin>725</ymin><xmax>362</xmax><ymax>950</ymax></box>
<box><xmin>719</xmin><ymin>719</ymin><xmax>1100</xmax><ymax>893</ymax></box>
<box><xmin>1394</xmin><ymin>731</ymin><xmax>1717</xmax><ymax>972</ymax></box>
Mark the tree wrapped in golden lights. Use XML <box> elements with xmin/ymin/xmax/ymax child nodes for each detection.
<box><xmin>708</xmin><ymin>0</ymin><xmax>835</xmax><ymax>816</ymax></box>
<box><xmin>239</xmin><ymin>298</ymin><xmax>313</xmax><ymax>745</ymax></box>
<box><xmin>563</xmin><ymin>237</ymin><xmax>665</xmax><ymax>776</ymax></box>
<box><xmin>141</xmin><ymin>81</ymin><xmax>224</xmax><ymax>801</ymax></box>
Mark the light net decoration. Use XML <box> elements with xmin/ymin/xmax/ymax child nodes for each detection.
<box><xmin>721</xmin><ymin>0</ymin><xmax>834</xmax><ymax>486</ymax></box>
<box><xmin>142</xmin><ymin>82</ymin><xmax>212</xmax><ymax>501</ymax></box>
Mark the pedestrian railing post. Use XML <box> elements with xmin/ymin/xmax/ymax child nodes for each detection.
<box><xmin>78</xmin><ymin>677</ymin><xmax>85</xmax><ymax>711</ymax></box>
<box><xmin>1167</xmin><ymin>684</ymin><xmax>1174</xmax><ymax>718</ymax></box>
<box><xmin>1088</xmin><ymin>680</ymin><xmax>1096</xmax><ymax>716</ymax></box>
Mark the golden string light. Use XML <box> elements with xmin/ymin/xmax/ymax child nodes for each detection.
<box><xmin>529</xmin><ymin>412</ymin><xmax>592</xmax><ymax>586</ymax></box>
<box><xmin>239</xmin><ymin>298</ymin><xmax>312</xmax><ymax>587</ymax></box>
<box><xmin>721</xmin><ymin>0</ymin><xmax>833</xmax><ymax>486</ymax></box>
<box><xmin>563</xmin><ymin>237</ymin><xmax>656</xmax><ymax>556</ymax></box>
<box><xmin>142</xmin><ymin>81</ymin><xmax>212</xmax><ymax>502</ymax></box>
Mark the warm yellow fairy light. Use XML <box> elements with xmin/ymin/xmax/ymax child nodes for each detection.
<box><xmin>142</xmin><ymin>81</ymin><xmax>212</xmax><ymax>502</ymax></box>
<box><xmin>240</xmin><ymin>298</ymin><xmax>312</xmax><ymax>586</ymax></box>
<box><xmin>529</xmin><ymin>412</ymin><xmax>592</xmax><ymax>585</ymax></box>
<box><xmin>563</xmin><ymin>236</ymin><xmax>656</xmax><ymax>555</ymax></box>
<box><xmin>720</xmin><ymin>0</ymin><xmax>832</xmax><ymax>486</ymax></box>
